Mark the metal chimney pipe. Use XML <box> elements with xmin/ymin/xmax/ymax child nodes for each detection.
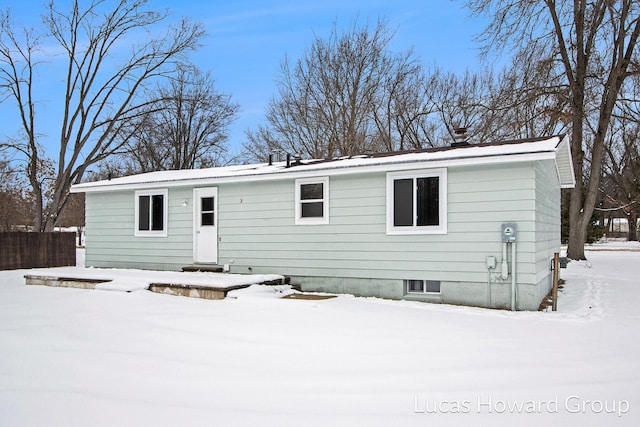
<box><xmin>452</xmin><ymin>127</ymin><xmax>469</xmax><ymax>146</ymax></box>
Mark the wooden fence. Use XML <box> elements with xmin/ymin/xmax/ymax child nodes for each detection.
<box><xmin>0</xmin><ymin>232</ymin><xmax>76</xmax><ymax>270</ymax></box>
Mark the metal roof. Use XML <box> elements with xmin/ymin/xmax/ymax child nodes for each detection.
<box><xmin>72</xmin><ymin>135</ymin><xmax>575</xmax><ymax>193</ymax></box>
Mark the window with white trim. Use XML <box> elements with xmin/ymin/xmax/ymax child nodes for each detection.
<box><xmin>387</xmin><ymin>169</ymin><xmax>447</xmax><ymax>234</ymax></box>
<box><xmin>295</xmin><ymin>177</ymin><xmax>329</xmax><ymax>225</ymax></box>
<box><xmin>405</xmin><ymin>279</ymin><xmax>441</xmax><ymax>294</ymax></box>
<box><xmin>135</xmin><ymin>189</ymin><xmax>168</xmax><ymax>237</ymax></box>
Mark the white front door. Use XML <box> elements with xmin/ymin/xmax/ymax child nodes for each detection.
<box><xmin>193</xmin><ymin>187</ymin><xmax>218</xmax><ymax>264</ymax></box>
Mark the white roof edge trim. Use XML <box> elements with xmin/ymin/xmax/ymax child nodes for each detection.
<box><xmin>71</xmin><ymin>150</ymin><xmax>557</xmax><ymax>193</ymax></box>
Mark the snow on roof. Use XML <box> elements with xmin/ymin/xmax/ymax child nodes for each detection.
<box><xmin>72</xmin><ymin>135</ymin><xmax>573</xmax><ymax>192</ymax></box>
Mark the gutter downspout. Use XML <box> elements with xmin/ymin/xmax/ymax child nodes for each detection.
<box><xmin>487</xmin><ymin>267</ymin><xmax>493</xmax><ymax>308</ymax></box>
<box><xmin>511</xmin><ymin>241</ymin><xmax>517</xmax><ymax>311</ymax></box>
<box><xmin>501</xmin><ymin>243</ymin><xmax>509</xmax><ymax>280</ymax></box>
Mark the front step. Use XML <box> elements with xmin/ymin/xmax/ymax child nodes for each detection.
<box><xmin>182</xmin><ymin>265</ymin><xmax>224</xmax><ymax>273</ymax></box>
<box><xmin>149</xmin><ymin>282</ymin><xmax>249</xmax><ymax>300</ymax></box>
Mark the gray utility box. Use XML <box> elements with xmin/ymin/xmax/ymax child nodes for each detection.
<box><xmin>501</xmin><ymin>223</ymin><xmax>517</xmax><ymax>243</ymax></box>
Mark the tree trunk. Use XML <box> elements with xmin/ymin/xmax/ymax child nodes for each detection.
<box><xmin>567</xmin><ymin>141</ymin><xmax>605</xmax><ymax>259</ymax></box>
<box><xmin>566</xmin><ymin>100</ymin><xmax>587</xmax><ymax>260</ymax></box>
<box><xmin>27</xmin><ymin>162</ymin><xmax>44</xmax><ymax>232</ymax></box>
<box><xmin>32</xmin><ymin>193</ymin><xmax>43</xmax><ymax>232</ymax></box>
<box><xmin>566</xmin><ymin>162</ymin><xmax>588</xmax><ymax>259</ymax></box>
<box><xmin>567</xmin><ymin>209</ymin><xmax>587</xmax><ymax>259</ymax></box>
<box><xmin>629</xmin><ymin>213</ymin><xmax>639</xmax><ymax>241</ymax></box>
<box><xmin>43</xmin><ymin>183</ymin><xmax>70</xmax><ymax>232</ymax></box>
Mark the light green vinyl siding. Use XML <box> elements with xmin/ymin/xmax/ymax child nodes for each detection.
<box><xmin>532</xmin><ymin>159</ymin><xmax>562</xmax><ymax>301</ymax></box>
<box><xmin>217</xmin><ymin>162</ymin><xmax>539</xmax><ymax>286</ymax></box>
<box><xmin>85</xmin><ymin>187</ymin><xmax>194</xmax><ymax>270</ymax></box>
<box><xmin>83</xmin><ymin>159</ymin><xmax>562</xmax><ymax>309</ymax></box>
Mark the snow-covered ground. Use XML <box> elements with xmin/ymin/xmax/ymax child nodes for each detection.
<box><xmin>1</xmin><ymin>244</ymin><xmax>639</xmax><ymax>426</ymax></box>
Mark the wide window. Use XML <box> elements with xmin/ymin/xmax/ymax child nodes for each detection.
<box><xmin>295</xmin><ymin>177</ymin><xmax>329</xmax><ymax>225</ymax></box>
<box><xmin>387</xmin><ymin>169</ymin><xmax>447</xmax><ymax>234</ymax></box>
<box><xmin>135</xmin><ymin>189</ymin><xmax>168</xmax><ymax>237</ymax></box>
<box><xmin>405</xmin><ymin>279</ymin><xmax>441</xmax><ymax>294</ymax></box>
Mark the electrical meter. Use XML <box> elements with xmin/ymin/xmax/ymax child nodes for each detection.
<box><xmin>501</xmin><ymin>223</ymin><xmax>517</xmax><ymax>243</ymax></box>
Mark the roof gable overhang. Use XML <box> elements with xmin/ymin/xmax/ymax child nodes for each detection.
<box><xmin>554</xmin><ymin>134</ymin><xmax>576</xmax><ymax>188</ymax></box>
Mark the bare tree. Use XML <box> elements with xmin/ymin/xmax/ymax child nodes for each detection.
<box><xmin>0</xmin><ymin>0</ymin><xmax>204</xmax><ymax>231</ymax></box>
<box><xmin>409</xmin><ymin>45</ymin><xmax>571</xmax><ymax>149</ymax></box>
<box><xmin>426</xmin><ymin>67</ymin><xmax>501</xmax><ymax>144</ymax></box>
<box><xmin>485</xmin><ymin>46</ymin><xmax>572</xmax><ymax>141</ymax></box>
<box><xmin>369</xmin><ymin>50</ymin><xmax>436</xmax><ymax>151</ymax></box>
<box><xmin>56</xmin><ymin>192</ymin><xmax>85</xmax><ymax>245</ymax></box>
<box><xmin>603</xmin><ymin>75</ymin><xmax>640</xmax><ymax>241</ymax></box>
<box><xmin>467</xmin><ymin>0</ymin><xmax>640</xmax><ymax>259</ymax></box>
<box><xmin>110</xmin><ymin>65</ymin><xmax>239</xmax><ymax>172</ymax></box>
<box><xmin>244</xmin><ymin>20</ymin><xmax>437</xmax><ymax>160</ymax></box>
<box><xmin>0</xmin><ymin>158</ymin><xmax>31</xmax><ymax>230</ymax></box>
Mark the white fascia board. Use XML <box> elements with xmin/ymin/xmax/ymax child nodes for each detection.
<box><xmin>71</xmin><ymin>150</ymin><xmax>557</xmax><ymax>193</ymax></box>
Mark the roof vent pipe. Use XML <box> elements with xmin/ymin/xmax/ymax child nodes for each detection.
<box><xmin>452</xmin><ymin>127</ymin><xmax>469</xmax><ymax>147</ymax></box>
<box><xmin>286</xmin><ymin>153</ymin><xmax>291</xmax><ymax>168</ymax></box>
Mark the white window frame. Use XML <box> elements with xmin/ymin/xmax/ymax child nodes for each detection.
<box><xmin>295</xmin><ymin>177</ymin><xmax>329</xmax><ymax>225</ymax></box>
<box><xmin>134</xmin><ymin>189</ymin><xmax>168</xmax><ymax>237</ymax></box>
<box><xmin>405</xmin><ymin>279</ymin><xmax>441</xmax><ymax>294</ymax></box>
<box><xmin>386</xmin><ymin>168</ymin><xmax>447</xmax><ymax>235</ymax></box>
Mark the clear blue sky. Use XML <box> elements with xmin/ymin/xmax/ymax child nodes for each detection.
<box><xmin>1</xmin><ymin>0</ymin><xmax>489</xmax><ymax>159</ymax></box>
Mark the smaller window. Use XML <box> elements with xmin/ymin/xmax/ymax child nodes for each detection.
<box><xmin>135</xmin><ymin>189</ymin><xmax>168</xmax><ymax>237</ymax></box>
<box><xmin>295</xmin><ymin>177</ymin><xmax>329</xmax><ymax>225</ymax></box>
<box><xmin>405</xmin><ymin>279</ymin><xmax>441</xmax><ymax>294</ymax></box>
